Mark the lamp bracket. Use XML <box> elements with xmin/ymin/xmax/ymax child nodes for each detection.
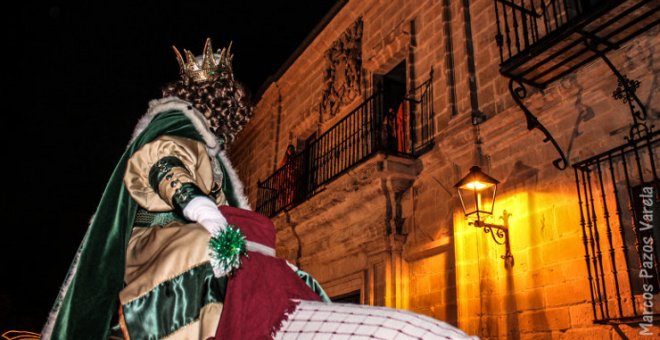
<box><xmin>470</xmin><ymin>210</ymin><xmax>514</xmax><ymax>267</ymax></box>
<box><xmin>476</xmin><ymin>221</ymin><xmax>507</xmax><ymax>245</ymax></box>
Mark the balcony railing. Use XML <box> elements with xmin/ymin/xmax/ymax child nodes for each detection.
<box><xmin>494</xmin><ymin>0</ymin><xmax>660</xmax><ymax>87</ymax></box>
<box><xmin>256</xmin><ymin>78</ymin><xmax>434</xmax><ymax>217</ymax></box>
<box><xmin>407</xmin><ymin>74</ymin><xmax>435</xmax><ymax>156</ymax></box>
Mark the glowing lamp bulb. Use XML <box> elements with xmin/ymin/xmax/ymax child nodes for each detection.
<box><xmin>461</xmin><ymin>181</ymin><xmax>491</xmax><ymax>191</ymax></box>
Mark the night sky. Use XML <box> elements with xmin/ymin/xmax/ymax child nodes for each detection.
<box><xmin>3</xmin><ymin>1</ymin><xmax>336</xmax><ymax>332</ymax></box>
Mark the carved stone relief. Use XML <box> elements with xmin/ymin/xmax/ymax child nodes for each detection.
<box><xmin>321</xmin><ymin>18</ymin><xmax>363</xmax><ymax>118</ymax></box>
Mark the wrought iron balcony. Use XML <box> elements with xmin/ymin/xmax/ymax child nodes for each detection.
<box><xmin>493</xmin><ymin>0</ymin><xmax>659</xmax><ymax>170</ymax></box>
<box><xmin>256</xmin><ymin>77</ymin><xmax>434</xmax><ymax>217</ymax></box>
<box><xmin>495</xmin><ymin>0</ymin><xmax>660</xmax><ymax>88</ymax></box>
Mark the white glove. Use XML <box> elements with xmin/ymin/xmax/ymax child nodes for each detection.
<box><xmin>182</xmin><ymin>196</ymin><xmax>227</xmax><ymax>235</ymax></box>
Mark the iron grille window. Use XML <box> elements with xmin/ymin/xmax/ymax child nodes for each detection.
<box><xmin>573</xmin><ymin>130</ymin><xmax>659</xmax><ymax>323</ymax></box>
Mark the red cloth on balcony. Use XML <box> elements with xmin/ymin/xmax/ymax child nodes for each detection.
<box><xmin>395</xmin><ymin>102</ymin><xmax>407</xmax><ymax>152</ymax></box>
<box><xmin>278</xmin><ymin>147</ymin><xmax>297</xmax><ymax>207</ymax></box>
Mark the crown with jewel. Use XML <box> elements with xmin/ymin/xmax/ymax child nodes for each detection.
<box><xmin>172</xmin><ymin>38</ymin><xmax>234</xmax><ymax>83</ymax></box>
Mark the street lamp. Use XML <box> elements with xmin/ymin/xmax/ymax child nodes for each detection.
<box><xmin>455</xmin><ymin>166</ymin><xmax>513</xmax><ymax>266</ymax></box>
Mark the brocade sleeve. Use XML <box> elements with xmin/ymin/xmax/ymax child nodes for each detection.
<box><xmin>123</xmin><ymin>135</ymin><xmax>214</xmax><ymax>212</ymax></box>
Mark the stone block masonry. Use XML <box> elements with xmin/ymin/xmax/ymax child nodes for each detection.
<box><xmin>229</xmin><ymin>0</ymin><xmax>660</xmax><ymax>338</ymax></box>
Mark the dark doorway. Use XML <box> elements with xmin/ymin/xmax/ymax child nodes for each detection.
<box><xmin>331</xmin><ymin>290</ymin><xmax>361</xmax><ymax>304</ymax></box>
<box><xmin>375</xmin><ymin>62</ymin><xmax>408</xmax><ymax>153</ymax></box>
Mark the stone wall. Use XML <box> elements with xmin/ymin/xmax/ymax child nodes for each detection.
<box><xmin>230</xmin><ymin>0</ymin><xmax>660</xmax><ymax>338</ymax></box>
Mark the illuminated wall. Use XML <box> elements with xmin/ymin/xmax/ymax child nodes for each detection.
<box><xmin>231</xmin><ymin>0</ymin><xmax>660</xmax><ymax>338</ymax></box>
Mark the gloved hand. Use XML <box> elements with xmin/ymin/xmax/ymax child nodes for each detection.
<box><xmin>184</xmin><ymin>197</ymin><xmax>247</xmax><ymax>277</ymax></box>
<box><xmin>182</xmin><ymin>196</ymin><xmax>227</xmax><ymax>235</ymax></box>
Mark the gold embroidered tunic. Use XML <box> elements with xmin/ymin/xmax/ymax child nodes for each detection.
<box><xmin>119</xmin><ymin>135</ymin><xmax>227</xmax><ymax>340</ymax></box>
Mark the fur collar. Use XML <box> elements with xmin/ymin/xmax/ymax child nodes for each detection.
<box><xmin>130</xmin><ymin>96</ymin><xmax>219</xmax><ymax>153</ymax></box>
<box><xmin>130</xmin><ymin>96</ymin><xmax>251</xmax><ymax>210</ymax></box>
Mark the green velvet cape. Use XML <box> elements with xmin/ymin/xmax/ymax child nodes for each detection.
<box><xmin>47</xmin><ymin>109</ymin><xmax>240</xmax><ymax>339</ymax></box>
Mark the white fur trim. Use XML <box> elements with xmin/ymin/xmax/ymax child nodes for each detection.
<box><xmin>246</xmin><ymin>241</ymin><xmax>276</xmax><ymax>257</ymax></box>
<box><xmin>41</xmin><ymin>228</ymin><xmax>90</xmax><ymax>340</ymax></box>
<box><xmin>129</xmin><ymin>96</ymin><xmax>219</xmax><ymax>153</ymax></box>
<box><xmin>218</xmin><ymin>150</ymin><xmax>251</xmax><ymax>210</ymax></box>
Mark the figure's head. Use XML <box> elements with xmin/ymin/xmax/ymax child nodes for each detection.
<box><xmin>286</xmin><ymin>144</ymin><xmax>295</xmax><ymax>155</ymax></box>
<box><xmin>162</xmin><ymin>38</ymin><xmax>253</xmax><ymax>145</ymax></box>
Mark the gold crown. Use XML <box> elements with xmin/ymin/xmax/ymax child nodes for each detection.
<box><xmin>172</xmin><ymin>38</ymin><xmax>233</xmax><ymax>83</ymax></box>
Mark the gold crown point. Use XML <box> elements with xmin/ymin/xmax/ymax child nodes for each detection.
<box><xmin>184</xmin><ymin>50</ymin><xmax>197</xmax><ymax>69</ymax></box>
<box><xmin>171</xmin><ymin>38</ymin><xmax>233</xmax><ymax>83</ymax></box>
<box><xmin>224</xmin><ymin>41</ymin><xmax>233</xmax><ymax>60</ymax></box>
<box><xmin>227</xmin><ymin>41</ymin><xmax>234</xmax><ymax>60</ymax></box>
<box><xmin>202</xmin><ymin>38</ymin><xmax>216</xmax><ymax>72</ymax></box>
<box><xmin>172</xmin><ymin>45</ymin><xmax>186</xmax><ymax>75</ymax></box>
<box><xmin>218</xmin><ymin>48</ymin><xmax>225</xmax><ymax>64</ymax></box>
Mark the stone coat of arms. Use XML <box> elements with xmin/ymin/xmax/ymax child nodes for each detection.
<box><xmin>321</xmin><ymin>18</ymin><xmax>363</xmax><ymax>117</ymax></box>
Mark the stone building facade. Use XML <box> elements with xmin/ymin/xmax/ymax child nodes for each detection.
<box><xmin>230</xmin><ymin>0</ymin><xmax>660</xmax><ymax>338</ymax></box>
